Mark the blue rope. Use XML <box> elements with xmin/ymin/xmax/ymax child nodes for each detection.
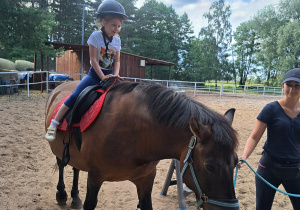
<box><xmin>234</xmin><ymin>159</ymin><xmax>300</xmax><ymax>197</ymax></box>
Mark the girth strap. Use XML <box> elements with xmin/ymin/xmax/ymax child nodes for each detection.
<box><xmin>61</xmin><ymin>143</ymin><xmax>70</xmax><ymax>166</ymax></box>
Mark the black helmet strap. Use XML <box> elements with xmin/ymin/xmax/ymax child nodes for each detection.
<box><xmin>101</xmin><ymin>26</ymin><xmax>113</xmax><ymax>59</ymax></box>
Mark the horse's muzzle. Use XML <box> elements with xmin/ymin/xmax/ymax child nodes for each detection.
<box><xmin>205</xmin><ymin>198</ymin><xmax>239</xmax><ymax>210</ymax></box>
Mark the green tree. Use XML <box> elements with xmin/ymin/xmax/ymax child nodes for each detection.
<box><xmin>233</xmin><ymin>21</ymin><xmax>259</xmax><ymax>85</ymax></box>
<box><xmin>276</xmin><ymin>0</ymin><xmax>300</xmax><ymax>79</ymax></box>
<box><xmin>0</xmin><ymin>0</ymin><xmax>55</xmax><ymax>61</ymax></box>
<box><xmin>279</xmin><ymin>0</ymin><xmax>300</xmax><ymax>21</ymax></box>
<box><xmin>199</xmin><ymin>0</ymin><xmax>232</xmax><ymax>85</ymax></box>
<box><xmin>49</xmin><ymin>0</ymin><xmax>96</xmax><ymax>44</ymax></box>
<box><xmin>277</xmin><ymin>20</ymin><xmax>300</xmax><ymax>71</ymax></box>
<box><xmin>117</xmin><ymin>0</ymin><xmax>138</xmax><ymax>53</ymax></box>
<box><xmin>251</xmin><ymin>5</ymin><xmax>287</xmax><ymax>85</ymax></box>
<box><xmin>181</xmin><ymin>35</ymin><xmax>218</xmax><ymax>82</ymax></box>
<box><xmin>132</xmin><ymin>0</ymin><xmax>193</xmax><ymax>79</ymax></box>
<box><xmin>233</xmin><ymin>0</ymin><xmax>300</xmax><ymax>86</ymax></box>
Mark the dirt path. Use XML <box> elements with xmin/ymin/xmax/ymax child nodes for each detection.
<box><xmin>0</xmin><ymin>93</ymin><xmax>293</xmax><ymax>209</ymax></box>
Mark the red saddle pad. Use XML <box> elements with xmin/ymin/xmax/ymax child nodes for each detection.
<box><xmin>50</xmin><ymin>89</ymin><xmax>107</xmax><ymax>132</ymax></box>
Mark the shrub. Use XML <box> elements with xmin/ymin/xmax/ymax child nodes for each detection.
<box><xmin>0</xmin><ymin>58</ymin><xmax>15</xmax><ymax>70</ymax></box>
<box><xmin>15</xmin><ymin>60</ymin><xmax>34</xmax><ymax>71</ymax></box>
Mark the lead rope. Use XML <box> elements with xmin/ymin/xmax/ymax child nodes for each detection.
<box><xmin>235</xmin><ymin>159</ymin><xmax>300</xmax><ymax>197</ymax></box>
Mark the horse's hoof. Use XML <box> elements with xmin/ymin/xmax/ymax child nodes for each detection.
<box><xmin>71</xmin><ymin>197</ymin><xmax>83</xmax><ymax>209</ymax></box>
<box><xmin>56</xmin><ymin>191</ymin><xmax>68</xmax><ymax>206</ymax></box>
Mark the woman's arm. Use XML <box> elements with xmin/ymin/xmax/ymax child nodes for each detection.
<box><xmin>238</xmin><ymin>119</ymin><xmax>267</xmax><ymax>166</ymax></box>
<box><xmin>113</xmin><ymin>51</ymin><xmax>120</xmax><ymax>76</ymax></box>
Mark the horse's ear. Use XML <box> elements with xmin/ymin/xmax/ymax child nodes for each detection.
<box><xmin>189</xmin><ymin>118</ymin><xmax>211</xmax><ymax>143</ymax></box>
<box><xmin>224</xmin><ymin>108</ymin><xmax>235</xmax><ymax>125</ymax></box>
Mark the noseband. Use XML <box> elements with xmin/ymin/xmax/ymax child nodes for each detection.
<box><xmin>181</xmin><ymin>136</ymin><xmax>240</xmax><ymax>209</ymax></box>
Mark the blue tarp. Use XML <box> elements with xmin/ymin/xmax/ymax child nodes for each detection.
<box><xmin>49</xmin><ymin>74</ymin><xmax>73</xmax><ymax>81</ymax></box>
<box><xmin>19</xmin><ymin>72</ymin><xmax>32</xmax><ymax>80</ymax></box>
<box><xmin>19</xmin><ymin>73</ymin><xmax>73</xmax><ymax>81</ymax></box>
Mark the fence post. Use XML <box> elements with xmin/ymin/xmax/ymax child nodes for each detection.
<box><xmin>194</xmin><ymin>83</ymin><xmax>197</xmax><ymax>96</ymax></box>
<box><xmin>46</xmin><ymin>71</ymin><xmax>49</xmax><ymax>93</ymax></box>
<box><xmin>220</xmin><ymin>84</ymin><xmax>224</xmax><ymax>97</ymax></box>
<box><xmin>27</xmin><ymin>71</ymin><xmax>30</xmax><ymax>97</ymax></box>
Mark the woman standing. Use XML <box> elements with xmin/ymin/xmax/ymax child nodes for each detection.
<box><xmin>239</xmin><ymin>68</ymin><xmax>300</xmax><ymax>210</ymax></box>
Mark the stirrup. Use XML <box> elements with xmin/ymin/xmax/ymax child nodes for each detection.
<box><xmin>45</xmin><ymin>126</ymin><xmax>57</xmax><ymax>142</ymax></box>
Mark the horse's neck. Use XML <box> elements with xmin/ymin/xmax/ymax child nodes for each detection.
<box><xmin>149</xmin><ymin>128</ymin><xmax>191</xmax><ymax>161</ymax></box>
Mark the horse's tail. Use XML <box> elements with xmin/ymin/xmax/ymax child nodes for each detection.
<box><xmin>52</xmin><ymin>162</ymin><xmax>59</xmax><ymax>174</ymax></box>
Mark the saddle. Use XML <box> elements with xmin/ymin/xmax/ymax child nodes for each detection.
<box><xmin>60</xmin><ymin>77</ymin><xmax>122</xmax><ymax>151</ymax></box>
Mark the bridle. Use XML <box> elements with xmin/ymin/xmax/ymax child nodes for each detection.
<box><xmin>181</xmin><ymin>136</ymin><xmax>240</xmax><ymax>209</ymax></box>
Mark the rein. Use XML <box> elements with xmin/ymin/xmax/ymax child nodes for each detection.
<box><xmin>234</xmin><ymin>159</ymin><xmax>300</xmax><ymax>197</ymax></box>
<box><xmin>181</xmin><ymin>136</ymin><xmax>240</xmax><ymax>209</ymax></box>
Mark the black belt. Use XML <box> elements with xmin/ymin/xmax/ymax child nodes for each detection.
<box><xmin>262</xmin><ymin>151</ymin><xmax>300</xmax><ymax>165</ymax></box>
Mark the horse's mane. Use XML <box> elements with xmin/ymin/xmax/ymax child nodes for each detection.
<box><xmin>109</xmin><ymin>81</ymin><xmax>238</xmax><ymax>151</ymax></box>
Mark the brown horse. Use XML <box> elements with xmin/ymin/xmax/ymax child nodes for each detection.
<box><xmin>45</xmin><ymin>79</ymin><xmax>239</xmax><ymax>210</ymax></box>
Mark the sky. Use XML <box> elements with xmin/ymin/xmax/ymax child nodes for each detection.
<box><xmin>135</xmin><ymin>0</ymin><xmax>280</xmax><ymax>36</ymax></box>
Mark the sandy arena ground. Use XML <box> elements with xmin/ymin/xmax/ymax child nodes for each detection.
<box><xmin>0</xmin><ymin>90</ymin><xmax>293</xmax><ymax>209</ymax></box>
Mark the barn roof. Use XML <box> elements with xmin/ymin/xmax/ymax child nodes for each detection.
<box><xmin>45</xmin><ymin>42</ymin><xmax>175</xmax><ymax>67</ymax></box>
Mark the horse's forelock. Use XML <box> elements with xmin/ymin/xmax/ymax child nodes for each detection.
<box><xmin>211</xmin><ymin>119</ymin><xmax>238</xmax><ymax>151</ymax></box>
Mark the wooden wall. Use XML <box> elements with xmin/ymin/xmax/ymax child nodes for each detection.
<box><xmin>120</xmin><ymin>53</ymin><xmax>145</xmax><ymax>78</ymax></box>
<box><xmin>56</xmin><ymin>50</ymin><xmax>146</xmax><ymax>80</ymax></box>
<box><xmin>56</xmin><ymin>50</ymin><xmax>90</xmax><ymax>80</ymax></box>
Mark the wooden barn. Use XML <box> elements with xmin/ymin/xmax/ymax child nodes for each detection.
<box><xmin>44</xmin><ymin>42</ymin><xmax>175</xmax><ymax>80</ymax></box>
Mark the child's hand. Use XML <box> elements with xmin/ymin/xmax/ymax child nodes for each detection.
<box><xmin>101</xmin><ymin>74</ymin><xmax>113</xmax><ymax>80</ymax></box>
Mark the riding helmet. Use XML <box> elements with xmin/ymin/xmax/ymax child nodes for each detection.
<box><xmin>96</xmin><ymin>0</ymin><xmax>127</xmax><ymax>19</ymax></box>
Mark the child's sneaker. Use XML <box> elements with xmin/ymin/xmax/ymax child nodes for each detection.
<box><xmin>45</xmin><ymin>126</ymin><xmax>57</xmax><ymax>141</ymax></box>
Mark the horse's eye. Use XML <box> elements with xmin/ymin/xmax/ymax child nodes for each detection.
<box><xmin>206</xmin><ymin>164</ymin><xmax>214</xmax><ymax>171</ymax></box>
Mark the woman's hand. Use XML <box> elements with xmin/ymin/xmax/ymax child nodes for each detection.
<box><xmin>237</xmin><ymin>157</ymin><xmax>245</xmax><ymax>168</ymax></box>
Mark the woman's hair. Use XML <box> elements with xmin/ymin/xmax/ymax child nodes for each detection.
<box><xmin>96</xmin><ymin>14</ymin><xmax>124</xmax><ymax>30</ymax></box>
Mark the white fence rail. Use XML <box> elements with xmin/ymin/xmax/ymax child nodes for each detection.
<box><xmin>0</xmin><ymin>71</ymin><xmax>283</xmax><ymax>98</ymax></box>
<box><xmin>123</xmin><ymin>77</ymin><xmax>283</xmax><ymax>97</ymax></box>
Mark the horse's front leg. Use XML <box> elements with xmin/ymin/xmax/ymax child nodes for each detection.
<box><xmin>56</xmin><ymin>157</ymin><xmax>68</xmax><ymax>206</ymax></box>
<box><xmin>132</xmin><ymin>167</ymin><xmax>157</xmax><ymax>210</ymax></box>
<box><xmin>70</xmin><ymin>167</ymin><xmax>83</xmax><ymax>209</ymax></box>
<box><xmin>83</xmin><ymin>171</ymin><xmax>102</xmax><ymax>210</ymax></box>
